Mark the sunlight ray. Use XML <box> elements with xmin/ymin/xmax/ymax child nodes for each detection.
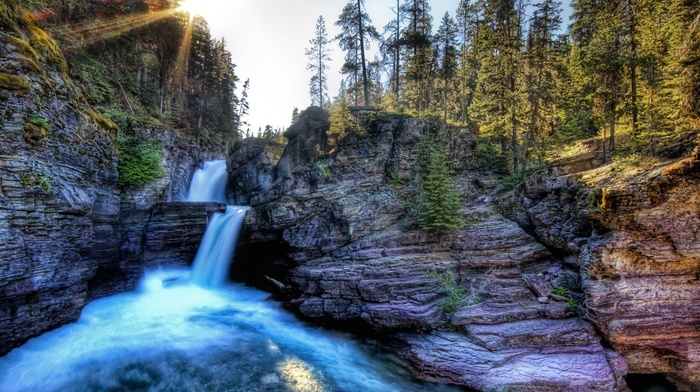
<box><xmin>173</xmin><ymin>13</ymin><xmax>195</xmax><ymax>83</ymax></box>
<box><xmin>63</xmin><ymin>9</ymin><xmax>177</xmax><ymax>49</ymax></box>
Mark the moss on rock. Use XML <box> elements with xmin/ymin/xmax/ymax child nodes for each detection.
<box><xmin>7</xmin><ymin>35</ymin><xmax>39</xmax><ymax>61</ymax></box>
<box><xmin>23</xmin><ymin>122</ymin><xmax>47</xmax><ymax>145</ymax></box>
<box><xmin>25</xmin><ymin>20</ymin><xmax>68</xmax><ymax>74</ymax></box>
<box><xmin>87</xmin><ymin>108</ymin><xmax>119</xmax><ymax>131</ymax></box>
<box><xmin>0</xmin><ymin>72</ymin><xmax>30</xmax><ymax>90</ymax></box>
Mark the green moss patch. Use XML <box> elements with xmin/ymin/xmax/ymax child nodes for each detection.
<box><xmin>26</xmin><ymin>22</ymin><xmax>67</xmax><ymax>73</ymax></box>
<box><xmin>87</xmin><ymin>108</ymin><xmax>119</xmax><ymax>131</ymax></box>
<box><xmin>19</xmin><ymin>172</ymin><xmax>52</xmax><ymax>192</ymax></box>
<box><xmin>7</xmin><ymin>35</ymin><xmax>39</xmax><ymax>61</ymax></box>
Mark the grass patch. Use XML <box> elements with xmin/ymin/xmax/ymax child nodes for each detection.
<box><xmin>27</xmin><ymin>114</ymin><xmax>50</xmax><ymax>130</ymax></box>
<box><xmin>552</xmin><ymin>286</ymin><xmax>569</xmax><ymax>297</ymax></box>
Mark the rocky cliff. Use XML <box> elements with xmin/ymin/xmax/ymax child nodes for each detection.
<box><xmin>0</xmin><ymin>3</ymin><xmax>222</xmax><ymax>355</ymax></box>
<box><xmin>227</xmin><ymin>108</ymin><xmax>627</xmax><ymax>391</ymax></box>
<box><xmin>499</xmin><ymin>133</ymin><xmax>700</xmax><ymax>390</ymax></box>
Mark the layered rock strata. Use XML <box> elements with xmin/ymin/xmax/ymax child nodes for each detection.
<box><xmin>228</xmin><ymin>108</ymin><xmax>625</xmax><ymax>391</ymax></box>
<box><xmin>500</xmin><ymin>133</ymin><xmax>700</xmax><ymax>390</ymax></box>
<box><xmin>0</xmin><ymin>5</ymin><xmax>222</xmax><ymax>355</ymax></box>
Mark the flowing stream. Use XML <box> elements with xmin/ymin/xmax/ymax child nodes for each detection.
<box><xmin>0</xmin><ymin>161</ymin><xmax>457</xmax><ymax>392</ymax></box>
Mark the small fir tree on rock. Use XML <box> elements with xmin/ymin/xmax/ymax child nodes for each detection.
<box><xmin>417</xmin><ymin>140</ymin><xmax>464</xmax><ymax>232</ymax></box>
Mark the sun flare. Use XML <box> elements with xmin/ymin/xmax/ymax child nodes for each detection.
<box><xmin>177</xmin><ymin>0</ymin><xmax>209</xmax><ymax>17</ymax></box>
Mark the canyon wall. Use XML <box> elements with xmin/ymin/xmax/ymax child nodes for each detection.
<box><xmin>499</xmin><ymin>133</ymin><xmax>700</xmax><ymax>390</ymax></box>
<box><xmin>0</xmin><ymin>4</ymin><xmax>222</xmax><ymax>355</ymax></box>
<box><xmin>227</xmin><ymin>108</ymin><xmax>626</xmax><ymax>391</ymax></box>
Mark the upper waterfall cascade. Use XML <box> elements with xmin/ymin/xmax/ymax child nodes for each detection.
<box><xmin>187</xmin><ymin>160</ymin><xmax>228</xmax><ymax>203</ymax></box>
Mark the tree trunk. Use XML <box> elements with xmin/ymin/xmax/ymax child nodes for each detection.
<box><xmin>609</xmin><ymin>114</ymin><xmax>616</xmax><ymax>153</ymax></box>
<box><xmin>629</xmin><ymin>0</ymin><xmax>638</xmax><ymax>138</ymax></box>
<box><xmin>602</xmin><ymin>123</ymin><xmax>607</xmax><ymax>163</ymax></box>
<box><xmin>394</xmin><ymin>0</ymin><xmax>400</xmax><ymax>98</ymax></box>
<box><xmin>358</xmin><ymin>0</ymin><xmax>369</xmax><ymax>106</ymax></box>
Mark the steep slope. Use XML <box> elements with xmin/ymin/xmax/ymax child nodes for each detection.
<box><xmin>500</xmin><ymin>133</ymin><xmax>700</xmax><ymax>390</ymax></box>
<box><xmin>0</xmin><ymin>2</ymin><xmax>222</xmax><ymax>355</ymax></box>
<box><xmin>228</xmin><ymin>108</ymin><xmax>626</xmax><ymax>391</ymax></box>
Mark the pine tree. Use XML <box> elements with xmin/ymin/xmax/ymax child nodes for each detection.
<box><xmin>524</xmin><ymin>0</ymin><xmax>562</xmax><ymax>165</ymax></box>
<box><xmin>400</xmin><ymin>0</ymin><xmax>434</xmax><ymax>114</ymax></box>
<box><xmin>571</xmin><ymin>0</ymin><xmax>625</xmax><ymax>155</ymax></box>
<box><xmin>435</xmin><ymin>12</ymin><xmax>459</xmax><ymax>122</ymax></box>
<box><xmin>306</xmin><ymin>16</ymin><xmax>332</xmax><ymax>107</ymax></box>
<box><xmin>418</xmin><ymin>139</ymin><xmax>464</xmax><ymax>232</ymax></box>
<box><xmin>636</xmin><ymin>0</ymin><xmax>673</xmax><ymax>134</ymax></box>
<box><xmin>383</xmin><ymin>0</ymin><xmax>403</xmax><ymax>101</ymax></box>
<box><xmin>471</xmin><ymin>0</ymin><xmax>523</xmax><ymax>172</ymax></box>
<box><xmin>456</xmin><ymin>0</ymin><xmax>484</xmax><ymax>123</ymax></box>
<box><xmin>668</xmin><ymin>0</ymin><xmax>700</xmax><ymax>121</ymax></box>
<box><xmin>621</xmin><ymin>0</ymin><xmax>640</xmax><ymax>138</ymax></box>
<box><xmin>237</xmin><ymin>78</ymin><xmax>250</xmax><ymax>132</ymax></box>
<box><xmin>336</xmin><ymin>0</ymin><xmax>380</xmax><ymax>106</ymax></box>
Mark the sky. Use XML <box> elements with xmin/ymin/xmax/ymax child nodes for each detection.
<box><xmin>188</xmin><ymin>0</ymin><xmax>572</xmax><ymax>135</ymax></box>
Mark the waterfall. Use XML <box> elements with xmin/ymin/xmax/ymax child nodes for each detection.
<box><xmin>186</xmin><ymin>159</ymin><xmax>248</xmax><ymax>288</ymax></box>
<box><xmin>0</xmin><ymin>163</ymin><xmax>457</xmax><ymax>392</ymax></box>
<box><xmin>187</xmin><ymin>160</ymin><xmax>228</xmax><ymax>202</ymax></box>
<box><xmin>190</xmin><ymin>205</ymin><xmax>249</xmax><ymax>288</ymax></box>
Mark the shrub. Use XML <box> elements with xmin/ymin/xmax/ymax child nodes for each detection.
<box><xmin>500</xmin><ymin>166</ymin><xmax>542</xmax><ymax>189</ymax></box>
<box><xmin>117</xmin><ymin>133</ymin><xmax>164</xmax><ymax>187</ymax></box>
<box><xmin>425</xmin><ymin>270</ymin><xmax>470</xmax><ymax>315</ymax></box>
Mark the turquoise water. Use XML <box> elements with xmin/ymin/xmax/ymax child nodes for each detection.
<box><xmin>0</xmin><ymin>269</ymin><xmax>458</xmax><ymax>392</ymax></box>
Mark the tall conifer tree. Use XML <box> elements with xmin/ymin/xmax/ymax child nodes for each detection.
<box><xmin>306</xmin><ymin>16</ymin><xmax>332</xmax><ymax>107</ymax></box>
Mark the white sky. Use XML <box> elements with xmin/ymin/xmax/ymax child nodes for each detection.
<box><xmin>192</xmin><ymin>0</ymin><xmax>571</xmax><ymax>135</ymax></box>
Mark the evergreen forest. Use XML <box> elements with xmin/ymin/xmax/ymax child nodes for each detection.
<box><xmin>310</xmin><ymin>0</ymin><xmax>700</xmax><ymax>174</ymax></box>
